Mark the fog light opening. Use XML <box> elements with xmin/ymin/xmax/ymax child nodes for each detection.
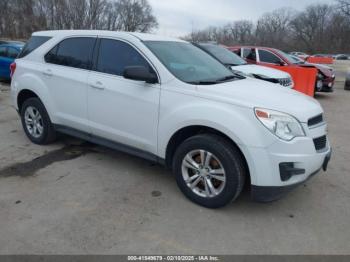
<box><xmin>279</xmin><ymin>163</ymin><xmax>305</xmax><ymax>182</ymax></box>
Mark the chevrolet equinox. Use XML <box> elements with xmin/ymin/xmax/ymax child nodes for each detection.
<box><xmin>11</xmin><ymin>31</ymin><xmax>332</xmax><ymax>208</ymax></box>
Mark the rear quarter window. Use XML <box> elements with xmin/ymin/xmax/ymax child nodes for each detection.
<box><xmin>45</xmin><ymin>37</ymin><xmax>96</xmax><ymax>70</ymax></box>
<box><xmin>18</xmin><ymin>36</ymin><xmax>51</xmax><ymax>58</ymax></box>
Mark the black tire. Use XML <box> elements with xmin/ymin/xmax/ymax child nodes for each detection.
<box><xmin>172</xmin><ymin>134</ymin><xmax>246</xmax><ymax>208</ymax></box>
<box><xmin>20</xmin><ymin>97</ymin><xmax>56</xmax><ymax>145</ymax></box>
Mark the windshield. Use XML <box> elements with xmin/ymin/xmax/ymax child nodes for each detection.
<box><xmin>197</xmin><ymin>43</ymin><xmax>247</xmax><ymax>66</ymax></box>
<box><xmin>289</xmin><ymin>54</ymin><xmax>305</xmax><ymax>64</ymax></box>
<box><xmin>144</xmin><ymin>41</ymin><xmax>236</xmax><ymax>85</ymax></box>
<box><xmin>275</xmin><ymin>49</ymin><xmax>299</xmax><ymax>64</ymax></box>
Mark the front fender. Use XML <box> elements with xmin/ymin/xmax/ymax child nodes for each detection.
<box><xmin>158</xmin><ymin>95</ymin><xmax>276</xmax><ymax>158</ymax></box>
<box><xmin>157</xmin><ymin>96</ymin><xmax>278</xmax><ymax>186</ymax></box>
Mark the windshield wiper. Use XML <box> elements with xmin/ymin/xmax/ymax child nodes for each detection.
<box><xmin>189</xmin><ymin>75</ymin><xmax>240</xmax><ymax>85</ymax></box>
<box><xmin>216</xmin><ymin>75</ymin><xmax>240</xmax><ymax>82</ymax></box>
<box><xmin>226</xmin><ymin>63</ymin><xmax>247</xmax><ymax>66</ymax></box>
<box><xmin>188</xmin><ymin>80</ymin><xmax>219</xmax><ymax>85</ymax></box>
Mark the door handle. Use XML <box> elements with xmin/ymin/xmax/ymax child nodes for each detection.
<box><xmin>43</xmin><ymin>69</ymin><xmax>53</xmax><ymax>77</ymax></box>
<box><xmin>89</xmin><ymin>81</ymin><xmax>105</xmax><ymax>90</ymax></box>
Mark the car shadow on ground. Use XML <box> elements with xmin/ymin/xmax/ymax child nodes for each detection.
<box><xmin>314</xmin><ymin>92</ymin><xmax>334</xmax><ymax>100</ymax></box>
<box><xmin>0</xmin><ymin>79</ymin><xmax>11</xmax><ymax>84</ymax></box>
<box><xmin>53</xmin><ymin>135</ymin><xmax>304</xmax><ymax>215</ymax></box>
<box><xmin>0</xmin><ymin>133</ymin><xmax>273</xmax><ymax>209</ymax></box>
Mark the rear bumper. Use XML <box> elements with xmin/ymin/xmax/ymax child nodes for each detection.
<box><xmin>251</xmin><ymin>149</ymin><xmax>332</xmax><ymax>202</ymax></box>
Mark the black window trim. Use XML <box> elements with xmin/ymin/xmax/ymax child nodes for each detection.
<box><xmin>44</xmin><ymin>36</ymin><xmax>98</xmax><ymax>72</ymax></box>
<box><xmin>257</xmin><ymin>49</ymin><xmax>283</xmax><ymax>65</ymax></box>
<box><xmin>91</xmin><ymin>36</ymin><xmax>161</xmax><ymax>84</ymax></box>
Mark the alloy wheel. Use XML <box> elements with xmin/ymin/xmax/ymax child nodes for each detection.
<box><xmin>24</xmin><ymin>106</ymin><xmax>44</xmax><ymax>138</ymax></box>
<box><xmin>181</xmin><ymin>149</ymin><xmax>226</xmax><ymax>198</ymax></box>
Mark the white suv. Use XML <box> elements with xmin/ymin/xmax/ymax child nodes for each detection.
<box><xmin>11</xmin><ymin>31</ymin><xmax>332</xmax><ymax>208</ymax></box>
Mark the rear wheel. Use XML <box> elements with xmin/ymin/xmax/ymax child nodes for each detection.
<box><xmin>20</xmin><ymin>98</ymin><xmax>56</xmax><ymax>145</ymax></box>
<box><xmin>173</xmin><ymin>134</ymin><xmax>246</xmax><ymax>208</ymax></box>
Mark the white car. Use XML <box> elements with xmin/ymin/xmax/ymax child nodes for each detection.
<box><xmin>195</xmin><ymin>43</ymin><xmax>294</xmax><ymax>89</ymax></box>
<box><xmin>11</xmin><ymin>30</ymin><xmax>331</xmax><ymax>208</ymax></box>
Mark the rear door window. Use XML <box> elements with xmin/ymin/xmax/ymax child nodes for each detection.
<box><xmin>45</xmin><ymin>37</ymin><xmax>96</xmax><ymax>70</ymax></box>
<box><xmin>18</xmin><ymin>36</ymin><xmax>51</xmax><ymax>58</ymax></box>
<box><xmin>96</xmin><ymin>39</ymin><xmax>152</xmax><ymax>76</ymax></box>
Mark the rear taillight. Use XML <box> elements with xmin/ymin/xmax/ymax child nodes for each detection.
<box><xmin>10</xmin><ymin>62</ymin><xmax>16</xmax><ymax>78</ymax></box>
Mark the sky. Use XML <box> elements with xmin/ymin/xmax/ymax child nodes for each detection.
<box><xmin>148</xmin><ymin>0</ymin><xmax>333</xmax><ymax>37</ymax></box>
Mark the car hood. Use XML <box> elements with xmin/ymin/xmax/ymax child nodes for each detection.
<box><xmin>232</xmin><ymin>64</ymin><xmax>290</xmax><ymax>79</ymax></box>
<box><xmin>197</xmin><ymin>78</ymin><xmax>322</xmax><ymax>123</ymax></box>
<box><xmin>313</xmin><ymin>64</ymin><xmax>332</xmax><ymax>71</ymax></box>
<box><xmin>299</xmin><ymin>63</ymin><xmax>333</xmax><ymax>76</ymax></box>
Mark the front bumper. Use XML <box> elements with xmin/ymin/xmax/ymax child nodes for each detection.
<box><xmin>317</xmin><ymin>75</ymin><xmax>335</xmax><ymax>92</ymax></box>
<box><xmin>242</xmin><ymin>121</ymin><xmax>331</xmax><ymax>202</ymax></box>
<box><xmin>251</xmin><ymin>149</ymin><xmax>332</xmax><ymax>202</ymax></box>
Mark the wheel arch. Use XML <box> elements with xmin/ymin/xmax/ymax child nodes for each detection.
<box><xmin>17</xmin><ymin>89</ymin><xmax>40</xmax><ymax>112</ymax></box>
<box><xmin>14</xmin><ymin>72</ymin><xmax>54</xmax><ymax>119</ymax></box>
<box><xmin>164</xmin><ymin>125</ymin><xmax>251</xmax><ymax>185</ymax></box>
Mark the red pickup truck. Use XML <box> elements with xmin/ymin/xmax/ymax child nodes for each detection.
<box><xmin>229</xmin><ymin>46</ymin><xmax>335</xmax><ymax>96</ymax></box>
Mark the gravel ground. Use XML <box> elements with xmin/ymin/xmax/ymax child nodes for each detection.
<box><xmin>0</xmin><ymin>62</ymin><xmax>349</xmax><ymax>255</ymax></box>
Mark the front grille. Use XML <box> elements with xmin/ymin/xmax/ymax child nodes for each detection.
<box><xmin>308</xmin><ymin>114</ymin><xmax>324</xmax><ymax>127</ymax></box>
<box><xmin>278</xmin><ymin>78</ymin><xmax>292</xmax><ymax>87</ymax></box>
<box><xmin>313</xmin><ymin>135</ymin><xmax>327</xmax><ymax>151</ymax></box>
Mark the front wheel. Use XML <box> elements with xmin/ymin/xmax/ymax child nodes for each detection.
<box><xmin>172</xmin><ymin>134</ymin><xmax>246</xmax><ymax>208</ymax></box>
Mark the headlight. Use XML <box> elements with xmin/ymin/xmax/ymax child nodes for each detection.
<box><xmin>254</xmin><ymin>108</ymin><xmax>305</xmax><ymax>141</ymax></box>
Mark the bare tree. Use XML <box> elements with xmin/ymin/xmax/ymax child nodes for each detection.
<box><xmin>115</xmin><ymin>0</ymin><xmax>158</xmax><ymax>32</ymax></box>
<box><xmin>0</xmin><ymin>0</ymin><xmax>158</xmax><ymax>40</ymax></box>
<box><xmin>255</xmin><ymin>8</ymin><xmax>294</xmax><ymax>49</ymax></box>
<box><xmin>187</xmin><ymin>20</ymin><xmax>253</xmax><ymax>45</ymax></box>
<box><xmin>67</xmin><ymin>0</ymin><xmax>89</xmax><ymax>29</ymax></box>
<box><xmin>184</xmin><ymin>2</ymin><xmax>350</xmax><ymax>54</ymax></box>
<box><xmin>289</xmin><ymin>4</ymin><xmax>333</xmax><ymax>53</ymax></box>
<box><xmin>337</xmin><ymin>0</ymin><xmax>350</xmax><ymax>16</ymax></box>
<box><xmin>1</xmin><ymin>0</ymin><xmax>350</xmax><ymax>54</ymax></box>
<box><xmin>0</xmin><ymin>1</ymin><xmax>11</xmax><ymax>38</ymax></box>
<box><xmin>226</xmin><ymin>20</ymin><xmax>254</xmax><ymax>44</ymax></box>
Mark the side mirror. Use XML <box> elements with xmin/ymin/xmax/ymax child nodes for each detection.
<box><xmin>123</xmin><ymin>66</ymin><xmax>158</xmax><ymax>84</ymax></box>
<box><xmin>278</xmin><ymin>61</ymin><xmax>286</xmax><ymax>66</ymax></box>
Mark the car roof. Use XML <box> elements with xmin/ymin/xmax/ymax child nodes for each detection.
<box><xmin>195</xmin><ymin>42</ymin><xmax>219</xmax><ymax>45</ymax></box>
<box><xmin>0</xmin><ymin>40</ymin><xmax>25</xmax><ymax>44</ymax></box>
<box><xmin>33</xmin><ymin>30</ymin><xmax>186</xmax><ymax>43</ymax></box>
<box><xmin>229</xmin><ymin>45</ymin><xmax>278</xmax><ymax>52</ymax></box>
